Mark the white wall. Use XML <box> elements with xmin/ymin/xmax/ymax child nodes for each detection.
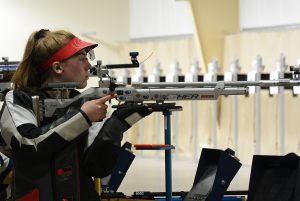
<box><xmin>0</xmin><ymin>0</ymin><xmax>130</xmax><ymax>63</ymax></box>
<box><xmin>130</xmin><ymin>0</ymin><xmax>193</xmax><ymax>39</ymax></box>
<box><xmin>240</xmin><ymin>0</ymin><xmax>300</xmax><ymax>30</ymax></box>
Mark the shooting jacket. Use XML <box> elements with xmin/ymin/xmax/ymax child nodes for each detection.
<box><xmin>0</xmin><ymin>89</ymin><xmax>129</xmax><ymax>201</ymax></box>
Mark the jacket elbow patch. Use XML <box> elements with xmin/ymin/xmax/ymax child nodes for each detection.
<box><xmin>54</xmin><ymin>113</ymin><xmax>90</xmax><ymax>141</ymax></box>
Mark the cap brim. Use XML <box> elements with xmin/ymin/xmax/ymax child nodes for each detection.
<box><xmin>64</xmin><ymin>37</ymin><xmax>98</xmax><ymax>58</ymax></box>
<box><xmin>41</xmin><ymin>37</ymin><xmax>98</xmax><ymax>70</ymax></box>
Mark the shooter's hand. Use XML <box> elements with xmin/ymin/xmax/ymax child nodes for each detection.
<box><xmin>112</xmin><ymin>105</ymin><xmax>152</xmax><ymax>127</ymax></box>
<box><xmin>81</xmin><ymin>95</ymin><xmax>116</xmax><ymax>122</ymax></box>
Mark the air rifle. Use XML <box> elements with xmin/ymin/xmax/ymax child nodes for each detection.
<box><xmin>38</xmin><ymin>53</ymin><xmax>300</xmax><ymax>121</ymax></box>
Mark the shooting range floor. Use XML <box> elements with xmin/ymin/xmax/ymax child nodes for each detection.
<box><xmin>119</xmin><ymin>156</ymin><xmax>251</xmax><ymax>195</ymax></box>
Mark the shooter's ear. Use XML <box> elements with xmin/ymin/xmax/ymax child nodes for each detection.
<box><xmin>52</xmin><ymin>61</ymin><xmax>63</xmax><ymax>74</ymax></box>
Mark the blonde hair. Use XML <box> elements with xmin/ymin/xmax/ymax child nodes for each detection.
<box><xmin>12</xmin><ymin>30</ymin><xmax>75</xmax><ymax>92</ymax></box>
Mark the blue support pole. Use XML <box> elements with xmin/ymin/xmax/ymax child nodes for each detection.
<box><xmin>164</xmin><ymin>110</ymin><xmax>172</xmax><ymax>201</ymax></box>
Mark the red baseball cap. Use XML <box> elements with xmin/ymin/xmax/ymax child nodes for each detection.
<box><xmin>41</xmin><ymin>37</ymin><xmax>98</xmax><ymax>71</ymax></box>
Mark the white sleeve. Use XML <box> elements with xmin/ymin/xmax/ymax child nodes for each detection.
<box><xmin>86</xmin><ymin>118</ymin><xmax>107</xmax><ymax>148</ymax></box>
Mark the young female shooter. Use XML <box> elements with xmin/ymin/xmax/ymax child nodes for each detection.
<box><xmin>0</xmin><ymin>29</ymin><xmax>151</xmax><ymax>201</ymax></box>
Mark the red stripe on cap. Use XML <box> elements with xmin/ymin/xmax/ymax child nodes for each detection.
<box><xmin>41</xmin><ymin>37</ymin><xmax>97</xmax><ymax>71</ymax></box>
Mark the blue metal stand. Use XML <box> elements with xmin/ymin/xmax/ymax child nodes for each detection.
<box><xmin>131</xmin><ymin>103</ymin><xmax>182</xmax><ymax>201</ymax></box>
<box><xmin>164</xmin><ymin>110</ymin><xmax>172</xmax><ymax>201</ymax></box>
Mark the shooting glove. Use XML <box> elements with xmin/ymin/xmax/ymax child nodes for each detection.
<box><xmin>112</xmin><ymin>105</ymin><xmax>152</xmax><ymax>127</ymax></box>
